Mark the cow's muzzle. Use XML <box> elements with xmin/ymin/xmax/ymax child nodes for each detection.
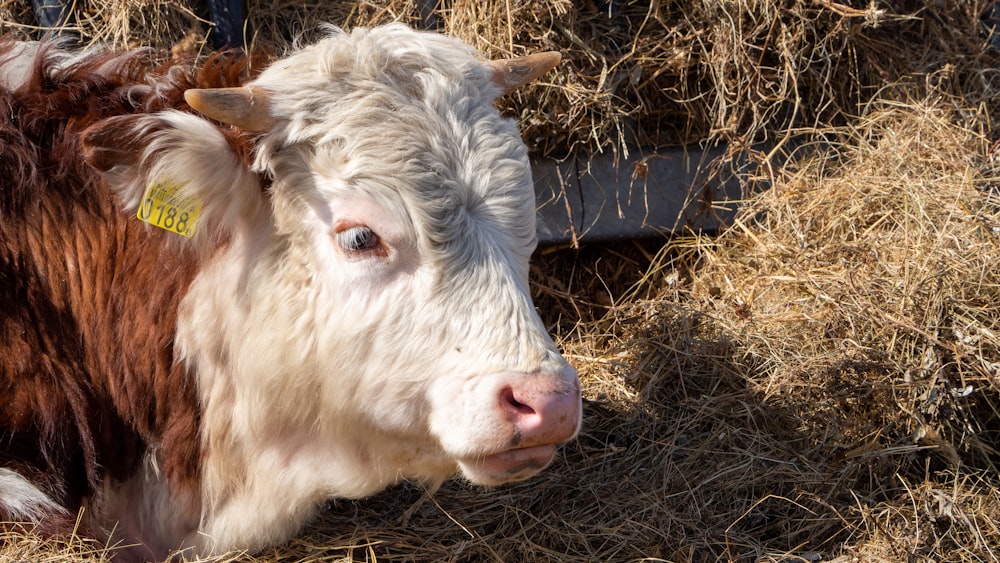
<box><xmin>458</xmin><ymin>365</ymin><xmax>581</xmax><ymax>485</ymax></box>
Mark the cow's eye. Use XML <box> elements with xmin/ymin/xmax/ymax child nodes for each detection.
<box><xmin>335</xmin><ymin>225</ymin><xmax>381</xmax><ymax>253</ymax></box>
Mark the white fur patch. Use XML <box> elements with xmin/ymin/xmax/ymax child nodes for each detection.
<box><xmin>0</xmin><ymin>42</ymin><xmax>40</xmax><ymax>91</ymax></box>
<box><xmin>0</xmin><ymin>39</ymin><xmax>132</xmax><ymax>92</ymax></box>
<box><xmin>0</xmin><ymin>468</ymin><xmax>68</xmax><ymax>522</ymax></box>
<box><xmin>93</xmin><ymin>450</ymin><xmax>201</xmax><ymax>561</ymax></box>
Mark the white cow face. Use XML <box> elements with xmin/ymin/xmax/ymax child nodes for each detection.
<box><xmin>235</xmin><ymin>26</ymin><xmax>581</xmax><ymax>487</ymax></box>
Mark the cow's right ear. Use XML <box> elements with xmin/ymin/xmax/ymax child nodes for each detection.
<box><xmin>81</xmin><ymin>110</ymin><xmax>266</xmax><ymax>251</ymax></box>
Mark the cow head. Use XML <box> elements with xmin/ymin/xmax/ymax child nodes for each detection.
<box><xmin>82</xmin><ymin>23</ymin><xmax>580</xmax><ymax>531</ymax></box>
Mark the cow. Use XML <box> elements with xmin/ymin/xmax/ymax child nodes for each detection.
<box><xmin>0</xmin><ymin>23</ymin><xmax>581</xmax><ymax>560</ymax></box>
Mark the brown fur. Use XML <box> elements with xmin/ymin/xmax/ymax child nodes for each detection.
<box><xmin>0</xmin><ymin>39</ymin><xmax>265</xmax><ymax>533</ymax></box>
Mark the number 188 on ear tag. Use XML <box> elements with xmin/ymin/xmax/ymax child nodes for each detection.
<box><xmin>138</xmin><ymin>180</ymin><xmax>202</xmax><ymax>238</ymax></box>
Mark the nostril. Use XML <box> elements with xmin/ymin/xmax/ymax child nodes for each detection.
<box><xmin>495</xmin><ymin>377</ymin><xmax>581</xmax><ymax>446</ymax></box>
<box><xmin>500</xmin><ymin>386</ymin><xmax>536</xmax><ymax>416</ymax></box>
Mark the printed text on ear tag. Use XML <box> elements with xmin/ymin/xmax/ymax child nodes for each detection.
<box><xmin>137</xmin><ymin>180</ymin><xmax>202</xmax><ymax>238</ymax></box>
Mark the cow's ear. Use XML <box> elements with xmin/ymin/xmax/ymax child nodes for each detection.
<box><xmin>487</xmin><ymin>52</ymin><xmax>561</xmax><ymax>95</ymax></box>
<box><xmin>81</xmin><ymin>111</ymin><xmax>265</xmax><ymax>251</ymax></box>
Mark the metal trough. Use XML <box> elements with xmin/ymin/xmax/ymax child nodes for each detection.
<box><xmin>533</xmin><ymin>145</ymin><xmax>744</xmax><ymax>246</ymax></box>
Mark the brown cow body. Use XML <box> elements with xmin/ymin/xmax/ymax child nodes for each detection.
<box><xmin>0</xmin><ymin>43</ymin><xmax>233</xmax><ymax>533</ymax></box>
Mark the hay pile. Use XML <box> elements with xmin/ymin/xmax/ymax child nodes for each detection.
<box><xmin>2</xmin><ymin>1</ymin><xmax>1000</xmax><ymax>562</ymax></box>
<box><xmin>674</xmin><ymin>99</ymin><xmax>1000</xmax><ymax>561</ymax></box>
<box><xmin>1</xmin><ymin>0</ymin><xmax>995</xmax><ymax>156</ymax></box>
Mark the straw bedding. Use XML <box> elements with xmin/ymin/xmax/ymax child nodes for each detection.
<box><xmin>2</xmin><ymin>0</ymin><xmax>999</xmax><ymax>561</ymax></box>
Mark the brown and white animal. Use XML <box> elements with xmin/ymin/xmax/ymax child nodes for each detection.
<box><xmin>0</xmin><ymin>24</ymin><xmax>580</xmax><ymax>560</ymax></box>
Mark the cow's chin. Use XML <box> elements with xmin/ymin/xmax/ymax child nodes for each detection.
<box><xmin>456</xmin><ymin>444</ymin><xmax>557</xmax><ymax>486</ymax></box>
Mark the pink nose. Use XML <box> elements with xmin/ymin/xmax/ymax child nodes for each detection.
<box><xmin>498</xmin><ymin>369</ymin><xmax>581</xmax><ymax>448</ymax></box>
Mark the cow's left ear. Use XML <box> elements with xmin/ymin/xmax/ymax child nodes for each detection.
<box><xmin>81</xmin><ymin>111</ymin><xmax>265</xmax><ymax>251</ymax></box>
<box><xmin>487</xmin><ymin>52</ymin><xmax>561</xmax><ymax>95</ymax></box>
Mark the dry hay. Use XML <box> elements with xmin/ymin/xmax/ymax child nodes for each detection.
<box><xmin>0</xmin><ymin>1</ymin><xmax>996</xmax><ymax>157</ymax></box>
<box><xmin>3</xmin><ymin>0</ymin><xmax>1000</xmax><ymax>562</ymax></box>
<box><xmin>674</xmin><ymin>97</ymin><xmax>1000</xmax><ymax>561</ymax></box>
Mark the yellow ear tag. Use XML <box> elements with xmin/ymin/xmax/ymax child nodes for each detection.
<box><xmin>137</xmin><ymin>180</ymin><xmax>202</xmax><ymax>238</ymax></box>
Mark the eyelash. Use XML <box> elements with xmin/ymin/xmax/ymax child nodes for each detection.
<box><xmin>334</xmin><ymin>225</ymin><xmax>383</xmax><ymax>255</ymax></box>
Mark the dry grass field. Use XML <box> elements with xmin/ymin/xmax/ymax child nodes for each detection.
<box><xmin>2</xmin><ymin>0</ymin><xmax>1000</xmax><ymax>561</ymax></box>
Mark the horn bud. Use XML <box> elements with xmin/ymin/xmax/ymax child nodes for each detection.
<box><xmin>488</xmin><ymin>52</ymin><xmax>562</xmax><ymax>95</ymax></box>
<box><xmin>184</xmin><ymin>86</ymin><xmax>275</xmax><ymax>132</ymax></box>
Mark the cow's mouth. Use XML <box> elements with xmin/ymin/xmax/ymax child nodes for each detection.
<box><xmin>458</xmin><ymin>444</ymin><xmax>557</xmax><ymax>486</ymax></box>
